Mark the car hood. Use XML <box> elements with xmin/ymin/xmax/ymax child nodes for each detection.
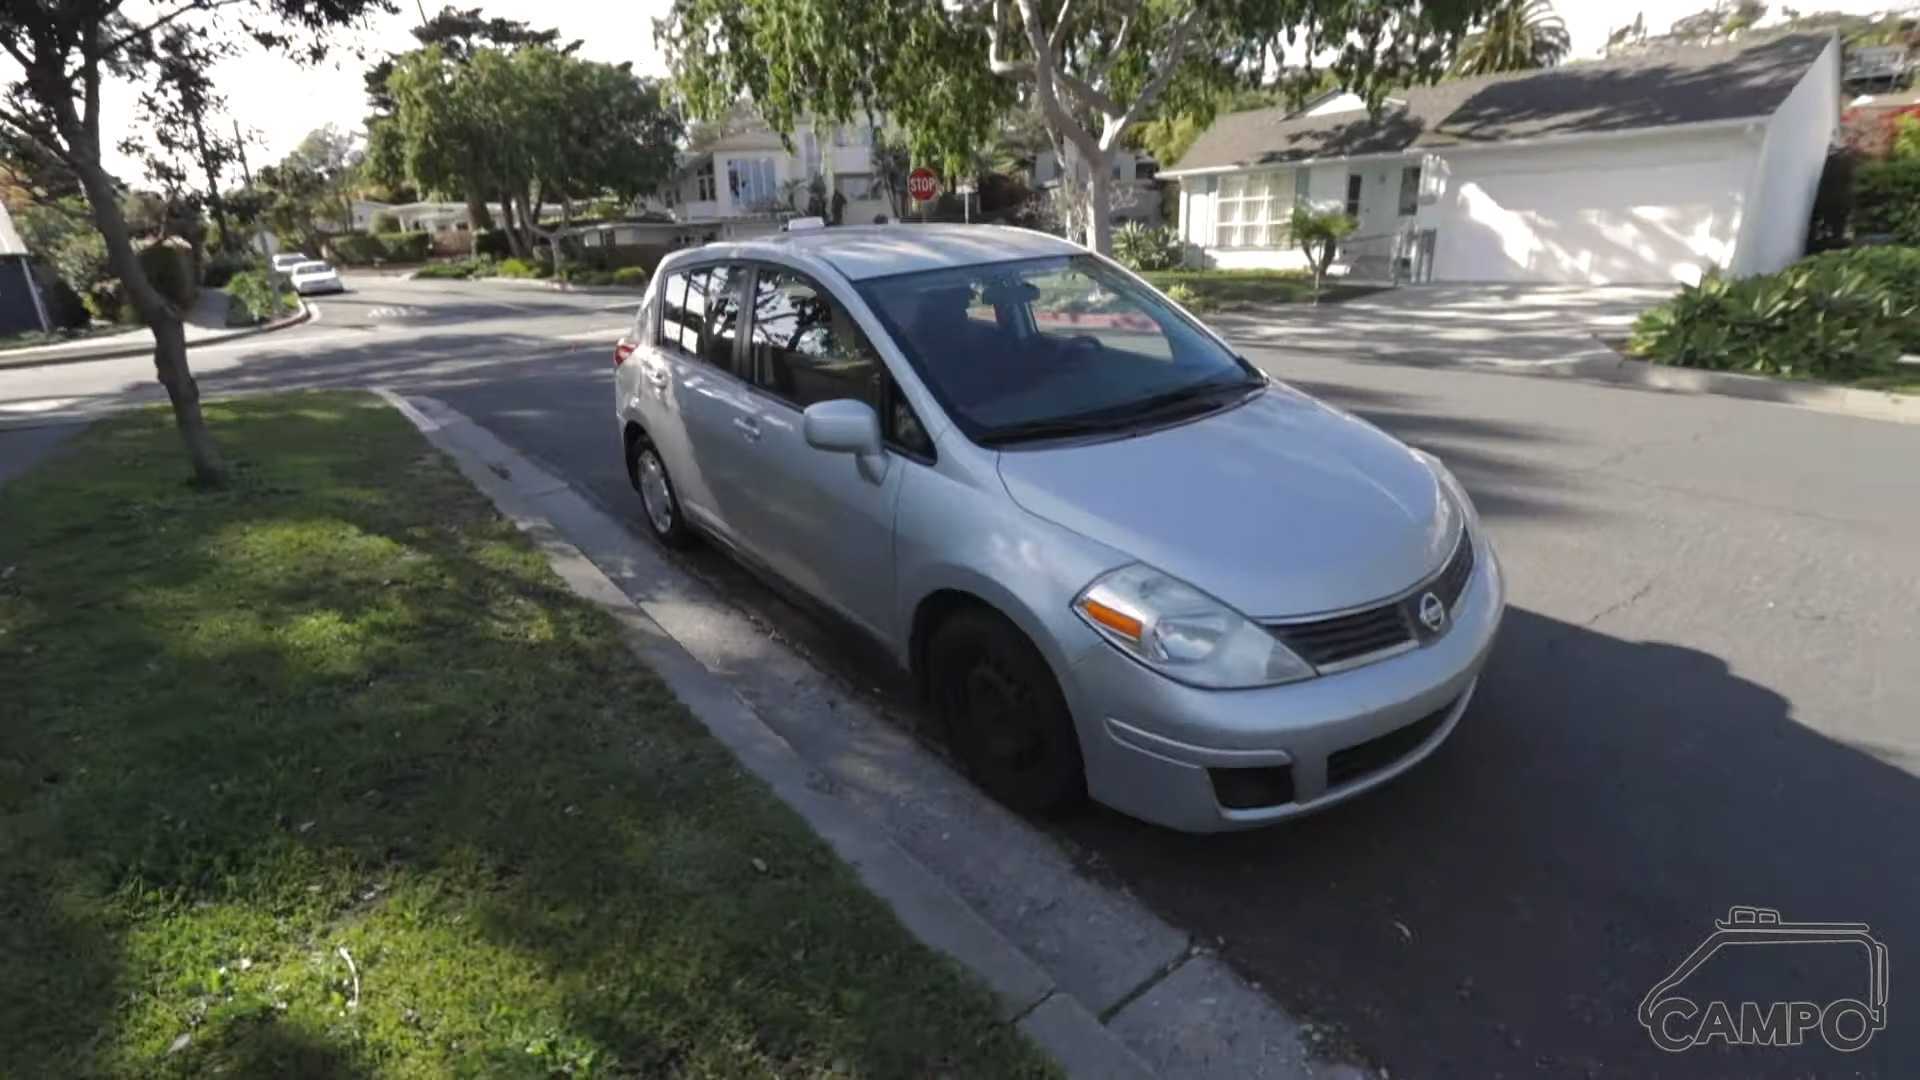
<box><xmin>995</xmin><ymin>386</ymin><xmax>1459</xmax><ymax>618</ymax></box>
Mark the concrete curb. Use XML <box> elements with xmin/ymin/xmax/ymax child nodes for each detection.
<box><xmin>405</xmin><ymin>270</ymin><xmax>643</xmax><ymax>297</ymax></box>
<box><xmin>373</xmin><ymin>388</ymin><xmax>1185</xmax><ymax>1079</ymax></box>
<box><xmin>0</xmin><ymin>298</ymin><xmax>313</xmax><ymax>371</ymax></box>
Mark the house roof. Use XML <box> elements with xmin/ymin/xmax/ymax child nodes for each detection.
<box><xmin>1168</xmin><ymin>31</ymin><xmax>1837</xmax><ymax>174</ymax></box>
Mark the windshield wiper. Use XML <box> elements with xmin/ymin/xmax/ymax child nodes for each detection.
<box><xmin>975</xmin><ymin>378</ymin><xmax>1262</xmax><ymax>447</ymax></box>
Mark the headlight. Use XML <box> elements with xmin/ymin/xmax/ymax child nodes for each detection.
<box><xmin>1073</xmin><ymin>565</ymin><xmax>1314</xmax><ymax>689</ymax></box>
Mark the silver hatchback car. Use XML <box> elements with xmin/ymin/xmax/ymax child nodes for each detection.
<box><xmin>613</xmin><ymin>224</ymin><xmax>1504</xmax><ymax>832</ymax></box>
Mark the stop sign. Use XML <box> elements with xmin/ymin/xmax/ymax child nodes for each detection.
<box><xmin>907</xmin><ymin>167</ymin><xmax>939</xmax><ymax>202</ymax></box>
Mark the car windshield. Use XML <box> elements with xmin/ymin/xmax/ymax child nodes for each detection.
<box><xmin>855</xmin><ymin>255</ymin><xmax>1260</xmax><ymax>445</ymax></box>
<box><xmin>294</xmin><ymin>262</ymin><xmax>332</xmax><ymax>274</ymax></box>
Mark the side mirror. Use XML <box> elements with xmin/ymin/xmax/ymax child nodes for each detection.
<box><xmin>802</xmin><ymin>399</ymin><xmax>889</xmax><ymax>484</ymax></box>
<box><xmin>802</xmin><ymin>399</ymin><xmax>883</xmax><ymax>456</ymax></box>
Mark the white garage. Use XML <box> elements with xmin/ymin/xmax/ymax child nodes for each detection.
<box><xmin>1166</xmin><ymin>32</ymin><xmax>1841</xmax><ymax>286</ymax></box>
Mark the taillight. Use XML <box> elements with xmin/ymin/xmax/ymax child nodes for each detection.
<box><xmin>613</xmin><ymin>340</ymin><xmax>637</xmax><ymax>367</ymax></box>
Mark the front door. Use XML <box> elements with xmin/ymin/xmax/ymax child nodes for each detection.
<box><xmin>730</xmin><ymin>263</ymin><xmax>903</xmax><ymax>640</ymax></box>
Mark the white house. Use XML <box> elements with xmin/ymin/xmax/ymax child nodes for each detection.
<box><xmin>1163</xmin><ymin>32</ymin><xmax>1841</xmax><ymax>285</ymax></box>
<box><xmin>661</xmin><ymin>114</ymin><xmax>893</xmax><ymax>225</ymax></box>
<box><xmin>1030</xmin><ymin>144</ymin><xmax>1166</xmax><ymax>228</ymax></box>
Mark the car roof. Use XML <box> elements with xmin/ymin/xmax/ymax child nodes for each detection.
<box><xmin>682</xmin><ymin>224</ymin><xmax>1084</xmax><ymax>281</ymax></box>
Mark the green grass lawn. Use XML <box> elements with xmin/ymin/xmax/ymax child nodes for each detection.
<box><xmin>0</xmin><ymin>392</ymin><xmax>1056</xmax><ymax>1079</ymax></box>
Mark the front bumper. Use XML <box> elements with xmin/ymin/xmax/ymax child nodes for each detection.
<box><xmin>1064</xmin><ymin>533</ymin><xmax>1505</xmax><ymax>832</ymax></box>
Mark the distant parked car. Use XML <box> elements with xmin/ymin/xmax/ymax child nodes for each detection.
<box><xmin>611</xmin><ymin>223</ymin><xmax>1505</xmax><ymax>833</ymax></box>
<box><xmin>288</xmin><ymin>260</ymin><xmax>344</xmax><ymax>295</ymax></box>
<box><xmin>270</xmin><ymin>252</ymin><xmax>311</xmax><ymax>274</ymax></box>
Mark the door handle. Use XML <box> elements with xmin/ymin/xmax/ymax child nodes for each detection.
<box><xmin>645</xmin><ymin>368</ymin><xmax>669</xmax><ymax>387</ymax></box>
<box><xmin>731</xmin><ymin>416</ymin><xmax>762</xmax><ymax>440</ymax></box>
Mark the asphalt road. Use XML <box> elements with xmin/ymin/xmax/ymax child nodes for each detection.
<box><xmin>6</xmin><ymin>273</ymin><xmax>1917</xmax><ymax>1077</ymax></box>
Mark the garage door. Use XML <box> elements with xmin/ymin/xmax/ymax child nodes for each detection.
<box><xmin>1426</xmin><ymin>146</ymin><xmax>1751</xmax><ymax>285</ymax></box>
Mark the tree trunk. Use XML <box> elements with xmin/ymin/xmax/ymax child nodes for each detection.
<box><xmin>497</xmin><ymin>194</ymin><xmax>526</xmax><ymax>258</ymax></box>
<box><xmin>73</xmin><ymin>156</ymin><xmax>226</xmax><ymax>485</ymax></box>
<box><xmin>190</xmin><ymin>114</ymin><xmax>232</xmax><ymax>254</ymax></box>
<box><xmin>1084</xmin><ymin>155</ymin><xmax>1114</xmax><ymax>255</ymax></box>
<box><xmin>464</xmin><ymin>184</ymin><xmax>494</xmax><ymax>231</ymax></box>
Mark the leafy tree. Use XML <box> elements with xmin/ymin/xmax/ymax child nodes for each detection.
<box><xmin>373</xmin><ymin>46</ymin><xmax>679</xmax><ymax>269</ymax></box>
<box><xmin>121</xmin><ymin>26</ymin><xmax>246</xmax><ymax>254</ymax></box>
<box><xmin>657</xmin><ymin>0</ymin><xmax>1498</xmax><ymax>255</ymax></box>
<box><xmin>253</xmin><ymin>126</ymin><xmax>362</xmax><ymax>254</ymax></box>
<box><xmin>363</xmin><ymin>6</ymin><xmax>579</xmax><ymax>229</ymax></box>
<box><xmin>1448</xmin><ymin>0</ymin><xmax>1571</xmax><ymax>77</ymax></box>
<box><xmin>1290</xmin><ymin>205</ymin><xmax>1356</xmax><ymax>302</ymax></box>
<box><xmin>0</xmin><ymin>0</ymin><xmax>390</xmax><ymax>485</ymax></box>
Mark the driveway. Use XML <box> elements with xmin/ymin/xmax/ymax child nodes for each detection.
<box><xmin>1210</xmin><ymin>282</ymin><xmax>1671</xmax><ymax>367</ymax></box>
<box><xmin>5</xmin><ymin>274</ymin><xmax>1915</xmax><ymax>1077</ymax></box>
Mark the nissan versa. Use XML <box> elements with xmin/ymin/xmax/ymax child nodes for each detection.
<box><xmin>611</xmin><ymin>224</ymin><xmax>1504</xmax><ymax>832</ymax></box>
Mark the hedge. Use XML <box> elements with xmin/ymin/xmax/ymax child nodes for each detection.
<box><xmin>328</xmin><ymin>231</ymin><xmax>435</xmax><ymax>265</ymax></box>
<box><xmin>135</xmin><ymin>243</ymin><xmax>197</xmax><ymax>311</ymax></box>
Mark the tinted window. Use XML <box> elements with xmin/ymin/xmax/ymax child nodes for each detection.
<box><xmin>702</xmin><ymin>265</ymin><xmax>742</xmax><ymax>370</ymax></box>
<box><xmin>854</xmin><ymin>255</ymin><xmax>1259</xmax><ymax>445</ymax></box>
<box><xmin>748</xmin><ymin>268</ymin><xmax>881</xmax><ymax>409</ymax></box>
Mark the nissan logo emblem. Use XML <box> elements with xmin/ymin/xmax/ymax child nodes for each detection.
<box><xmin>1418</xmin><ymin>592</ymin><xmax>1446</xmax><ymax>633</ymax></box>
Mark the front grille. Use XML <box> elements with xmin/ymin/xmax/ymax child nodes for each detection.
<box><xmin>1326</xmin><ymin>696</ymin><xmax>1458</xmax><ymax>788</ymax></box>
<box><xmin>1265</xmin><ymin>531</ymin><xmax>1475</xmax><ymax>671</ymax></box>
<box><xmin>1269</xmin><ymin>604</ymin><xmax>1413</xmax><ymax>667</ymax></box>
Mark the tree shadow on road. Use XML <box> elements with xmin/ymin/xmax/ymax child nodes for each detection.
<box><xmin>1059</xmin><ymin>607</ymin><xmax>1919</xmax><ymax>1078</ymax></box>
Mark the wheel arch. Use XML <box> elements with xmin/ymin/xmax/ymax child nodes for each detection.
<box><xmin>905</xmin><ymin>571</ymin><xmax>1079</xmax><ymax>704</ymax></box>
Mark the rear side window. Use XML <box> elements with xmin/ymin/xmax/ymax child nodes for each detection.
<box><xmin>659</xmin><ymin>271</ymin><xmax>692</xmax><ymax>349</ymax></box>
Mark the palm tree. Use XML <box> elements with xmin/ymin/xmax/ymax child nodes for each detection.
<box><xmin>1449</xmin><ymin>0</ymin><xmax>1572</xmax><ymax>77</ymax></box>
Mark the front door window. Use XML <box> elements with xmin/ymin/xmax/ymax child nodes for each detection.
<box><xmin>1345</xmin><ymin>174</ymin><xmax>1363</xmax><ymax>219</ymax></box>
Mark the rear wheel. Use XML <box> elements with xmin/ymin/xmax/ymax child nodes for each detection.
<box><xmin>627</xmin><ymin>435</ymin><xmax>692</xmax><ymax>548</ymax></box>
<box><xmin>929</xmin><ymin>608</ymin><xmax>1085</xmax><ymax>813</ymax></box>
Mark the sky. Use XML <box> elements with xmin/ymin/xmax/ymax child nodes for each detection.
<box><xmin>90</xmin><ymin>0</ymin><xmax>1904</xmax><ymax>185</ymax></box>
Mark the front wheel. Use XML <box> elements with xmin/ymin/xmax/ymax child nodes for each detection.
<box><xmin>929</xmin><ymin>609</ymin><xmax>1085</xmax><ymax>813</ymax></box>
<box><xmin>628</xmin><ymin>438</ymin><xmax>693</xmax><ymax>549</ymax></box>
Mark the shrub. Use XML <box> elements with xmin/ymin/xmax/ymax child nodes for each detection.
<box><xmin>1112</xmin><ymin>222</ymin><xmax>1183</xmax><ymax>272</ymax></box>
<box><xmin>32</xmin><ymin>265</ymin><xmax>91</xmax><ymax>329</ymax></box>
<box><xmin>1853</xmin><ymin>159</ymin><xmax>1920</xmax><ymax>244</ymax></box>
<box><xmin>413</xmin><ymin>260</ymin><xmax>478</xmax><ymax>280</ymax></box>
<box><xmin>202</xmin><ymin>251</ymin><xmax>259</xmax><ymax>288</ymax></box>
<box><xmin>135</xmin><ymin>243</ymin><xmax>197</xmax><ymax>310</ymax></box>
<box><xmin>492</xmin><ymin>257</ymin><xmax>541</xmax><ymax>279</ymax></box>
<box><xmin>1162</xmin><ymin>282</ymin><xmax>1218</xmax><ymax>313</ymax></box>
<box><xmin>1629</xmin><ymin>259</ymin><xmax>1913</xmax><ymax>381</ymax></box>
<box><xmin>370</xmin><ymin>211</ymin><xmax>401</xmax><ymax>234</ymax></box>
<box><xmin>376</xmin><ymin>231</ymin><xmax>430</xmax><ymax>262</ymax></box>
<box><xmin>225</xmin><ymin>269</ymin><xmax>294</xmax><ymax>325</ymax></box>
<box><xmin>473</xmin><ymin>229</ymin><xmax>512</xmax><ymax>258</ymax></box>
<box><xmin>611</xmin><ymin>266</ymin><xmax>650</xmax><ymax>287</ymax></box>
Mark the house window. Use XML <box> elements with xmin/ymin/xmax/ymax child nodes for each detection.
<box><xmin>1295</xmin><ymin>169</ymin><xmax>1311</xmax><ymax>206</ymax></box>
<box><xmin>695</xmin><ymin>160</ymin><xmax>716</xmax><ymax>201</ymax></box>
<box><xmin>1345</xmin><ymin>173</ymin><xmax>1363</xmax><ymax>218</ymax></box>
<box><xmin>1398</xmin><ymin>166</ymin><xmax>1421</xmax><ymax>216</ymax></box>
<box><xmin>727</xmin><ymin>158</ymin><xmax>778</xmax><ymax>210</ymax></box>
<box><xmin>1214</xmin><ymin>170</ymin><xmax>1294</xmax><ymax>249</ymax></box>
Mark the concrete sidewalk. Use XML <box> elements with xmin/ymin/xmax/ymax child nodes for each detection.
<box><xmin>0</xmin><ymin>290</ymin><xmax>308</xmax><ymax>370</ymax></box>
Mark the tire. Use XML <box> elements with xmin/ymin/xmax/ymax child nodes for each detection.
<box><xmin>627</xmin><ymin>436</ymin><xmax>693</xmax><ymax>549</ymax></box>
<box><xmin>929</xmin><ymin>608</ymin><xmax>1085</xmax><ymax>813</ymax></box>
